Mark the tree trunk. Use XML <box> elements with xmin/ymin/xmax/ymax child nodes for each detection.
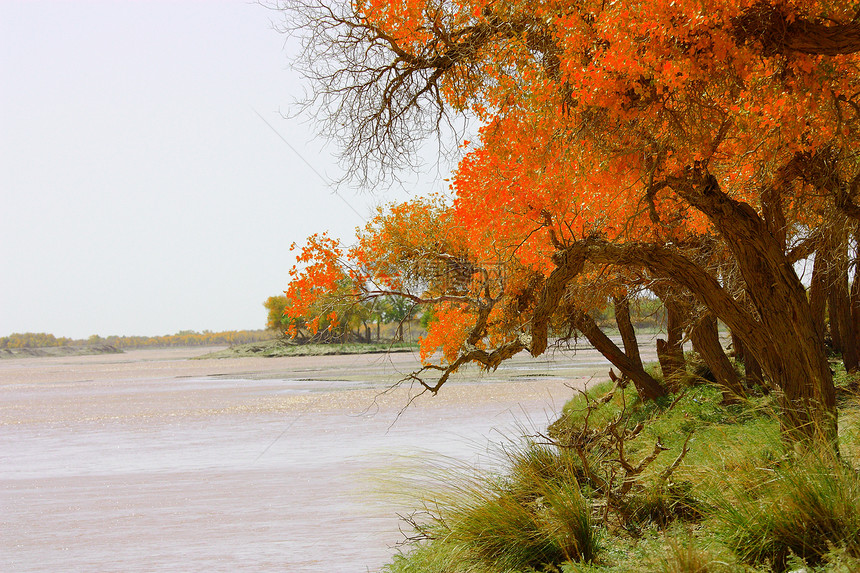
<box><xmin>745</xmin><ymin>346</ymin><xmax>765</xmax><ymax>392</ymax></box>
<box><xmin>828</xmin><ymin>288</ymin><xmax>845</xmax><ymax>353</ymax></box>
<box><xmin>732</xmin><ymin>331</ymin><xmax>766</xmax><ymax>390</ymax></box>
<box><xmin>573</xmin><ymin>309</ymin><xmax>668</xmax><ymax>401</ymax></box>
<box><xmin>656</xmin><ymin>297</ymin><xmax>686</xmax><ymax>390</ymax></box>
<box><xmin>851</xmin><ymin>226</ymin><xmax>860</xmax><ymax>356</ymax></box>
<box><xmin>831</xmin><ymin>274</ymin><xmax>859</xmax><ymax>371</ymax></box>
<box><xmin>730</xmin><ymin>330</ymin><xmax>745</xmax><ymax>363</ymax></box>
<box><xmin>830</xmin><ymin>239</ymin><xmax>859</xmax><ymax>372</ymax></box>
<box><xmin>613</xmin><ymin>296</ymin><xmax>642</xmax><ymax>366</ymax></box>
<box><xmin>690</xmin><ymin>314</ymin><xmax>746</xmax><ymax>403</ymax></box>
<box><xmin>809</xmin><ymin>245</ymin><xmax>829</xmax><ymax>345</ymax></box>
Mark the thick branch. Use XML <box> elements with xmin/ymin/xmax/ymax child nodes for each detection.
<box><xmin>689</xmin><ymin>313</ymin><xmax>746</xmax><ymax>402</ymax></box>
<box><xmin>529</xmin><ymin>247</ymin><xmax>587</xmax><ymax>356</ymax></box>
<box><xmin>733</xmin><ymin>4</ymin><xmax>860</xmax><ymax>56</ymax></box>
<box><xmin>404</xmin><ymin>337</ymin><xmax>527</xmax><ymax>395</ymax></box>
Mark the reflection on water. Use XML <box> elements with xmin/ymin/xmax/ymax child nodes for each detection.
<box><xmin>0</xmin><ymin>345</ymin><xmax>638</xmax><ymax>572</ymax></box>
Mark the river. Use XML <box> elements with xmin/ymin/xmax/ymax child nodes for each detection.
<box><xmin>0</xmin><ymin>343</ymin><xmax>647</xmax><ymax>572</ymax></box>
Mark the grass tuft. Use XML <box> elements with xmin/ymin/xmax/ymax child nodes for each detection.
<box><xmin>712</xmin><ymin>448</ymin><xmax>860</xmax><ymax>570</ymax></box>
<box><xmin>443</xmin><ymin>443</ymin><xmax>600</xmax><ymax>570</ymax></box>
<box><xmin>658</xmin><ymin>535</ymin><xmax>724</xmax><ymax>573</ymax></box>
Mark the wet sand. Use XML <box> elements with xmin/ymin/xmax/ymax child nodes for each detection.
<box><xmin>1</xmin><ymin>344</ymin><xmax>646</xmax><ymax>572</ymax></box>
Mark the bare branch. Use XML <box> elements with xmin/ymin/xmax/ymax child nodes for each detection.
<box><xmin>269</xmin><ymin>0</ymin><xmax>562</xmax><ymax>187</ymax></box>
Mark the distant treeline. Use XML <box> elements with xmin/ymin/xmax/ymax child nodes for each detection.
<box><xmin>2</xmin><ymin>297</ymin><xmax>667</xmax><ymax>351</ymax></box>
<box><xmin>0</xmin><ymin>330</ymin><xmax>274</xmax><ymax>350</ymax></box>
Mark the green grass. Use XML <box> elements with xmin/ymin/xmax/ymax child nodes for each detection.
<box><xmin>383</xmin><ymin>368</ymin><xmax>860</xmax><ymax>573</ymax></box>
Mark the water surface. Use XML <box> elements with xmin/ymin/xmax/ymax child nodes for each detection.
<box><xmin>1</xmin><ymin>345</ymin><xmax>638</xmax><ymax>572</ymax></box>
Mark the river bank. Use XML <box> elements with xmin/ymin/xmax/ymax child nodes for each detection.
<box><xmin>193</xmin><ymin>339</ymin><xmax>418</xmax><ymax>359</ymax></box>
<box><xmin>0</xmin><ymin>344</ymin><xmax>122</xmax><ymax>359</ymax></box>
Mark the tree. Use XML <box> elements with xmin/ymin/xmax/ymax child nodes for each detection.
<box><xmin>379</xmin><ymin>295</ymin><xmax>418</xmax><ymax>341</ymax></box>
<box><xmin>264</xmin><ymin>295</ymin><xmax>290</xmax><ymax>331</ymax></box>
<box><xmin>277</xmin><ymin>0</ymin><xmax>860</xmax><ymax>446</ymax></box>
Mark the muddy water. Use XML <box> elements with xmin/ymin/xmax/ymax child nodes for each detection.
<box><xmin>1</xmin><ymin>344</ymin><xmax>646</xmax><ymax>572</ymax></box>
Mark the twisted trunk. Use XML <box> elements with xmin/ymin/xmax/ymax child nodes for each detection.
<box><xmin>669</xmin><ymin>171</ymin><xmax>836</xmax><ymax>444</ymax></box>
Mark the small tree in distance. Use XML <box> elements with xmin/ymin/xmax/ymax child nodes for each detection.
<box><xmin>379</xmin><ymin>295</ymin><xmax>418</xmax><ymax>341</ymax></box>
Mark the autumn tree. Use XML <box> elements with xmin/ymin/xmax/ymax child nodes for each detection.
<box><xmin>264</xmin><ymin>295</ymin><xmax>290</xmax><ymax>331</ymax></box>
<box><xmin>277</xmin><ymin>0</ymin><xmax>860</xmax><ymax>446</ymax></box>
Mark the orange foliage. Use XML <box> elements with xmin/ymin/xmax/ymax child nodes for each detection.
<box><xmin>283</xmin><ymin>0</ymin><xmax>860</xmax><ymax>389</ymax></box>
<box><xmin>283</xmin><ymin>232</ymin><xmax>349</xmax><ymax>329</ymax></box>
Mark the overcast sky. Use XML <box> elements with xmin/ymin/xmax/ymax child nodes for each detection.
<box><xmin>1</xmin><ymin>0</ymin><xmax>448</xmax><ymax>339</ymax></box>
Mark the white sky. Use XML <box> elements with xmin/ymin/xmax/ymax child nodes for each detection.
<box><xmin>1</xmin><ymin>0</ymin><xmax>447</xmax><ymax>339</ymax></box>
